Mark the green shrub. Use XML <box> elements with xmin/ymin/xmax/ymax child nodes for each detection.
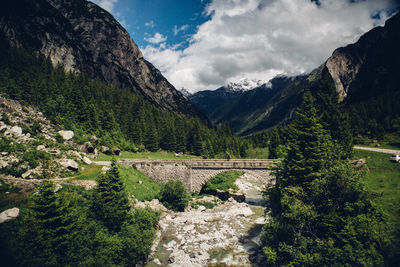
<box><xmin>1</xmin><ymin>112</ymin><xmax>11</xmax><ymax>125</ymax></box>
<box><xmin>159</xmin><ymin>180</ymin><xmax>190</xmax><ymax>212</ymax></box>
<box><xmin>22</xmin><ymin>150</ymin><xmax>50</xmax><ymax>168</ymax></box>
<box><xmin>55</xmin><ymin>133</ymin><xmax>64</xmax><ymax>143</ymax></box>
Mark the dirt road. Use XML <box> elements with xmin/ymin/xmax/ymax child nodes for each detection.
<box><xmin>354</xmin><ymin>146</ymin><xmax>400</xmax><ymax>155</ymax></box>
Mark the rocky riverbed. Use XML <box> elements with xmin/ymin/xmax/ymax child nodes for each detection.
<box><xmin>147</xmin><ymin>172</ymin><xmax>271</xmax><ymax>267</ymax></box>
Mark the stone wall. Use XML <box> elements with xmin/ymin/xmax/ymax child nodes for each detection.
<box><xmin>117</xmin><ymin>159</ymin><xmax>276</xmax><ymax>192</ymax></box>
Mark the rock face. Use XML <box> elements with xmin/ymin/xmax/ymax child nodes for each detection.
<box><xmin>0</xmin><ymin>0</ymin><xmax>207</xmax><ymax>121</ymax></box>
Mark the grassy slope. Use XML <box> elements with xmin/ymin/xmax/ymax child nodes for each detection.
<box><xmin>353</xmin><ymin>150</ymin><xmax>400</xmax><ymax>227</ymax></box>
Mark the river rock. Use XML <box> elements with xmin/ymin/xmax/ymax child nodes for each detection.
<box><xmin>60</xmin><ymin>159</ymin><xmax>79</xmax><ymax>171</ymax></box>
<box><xmin>58</xmin><ymin>130</ymin><xmax>74</xmax><ymax>140</ymax></box>
<box><xmin>0</xmin><ymin>207</ymin><xmax>20</xmax><ymax>223</ymax></box>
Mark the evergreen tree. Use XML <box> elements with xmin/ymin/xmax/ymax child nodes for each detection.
<box><xmin>279</xmin><ymin>91</ymin><xmax>333</xmax><ymax>189</ymax></box>
<box><xmin>91</xmin><ymin>160</ymin><xmax>131</xmax><ymax>232</ymax></box>
<box><xmin>18</xmin><ymin>179</ymin><xmax>80</xmax><ymax>266</ymax></box>
<box><xmin>262</xmin><ymin>91</ymin><xmax>389</xmax><ymax>266</ymax></box>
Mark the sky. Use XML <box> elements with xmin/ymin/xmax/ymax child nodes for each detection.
<box><xmin>91</xmin><ymin>0</ymin><xmax>399</xmax><ymax>93</ymax></box>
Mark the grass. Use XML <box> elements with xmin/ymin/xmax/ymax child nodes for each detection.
<box><xmin>118</xmin><ymin>165</ymin><xmax>161</xmax><ymax>201</ymax></box>
<box><xmin>202</xmin><ymin>170</ymin><xmax>244</xmax><ymax>193</ymax></box>
<box><xmin>353</xmin><ymin>150</ymin><xmax>400</xmax><ymax>227</ymax></box>
<box><xmin>244</xmin><ymin>147</ymin><xmax>269</xmax><ymax>159</ymax></box>
<box><xmin>67</xmin><ymin>164</ymin><xmax>103</xmax><ymax>181</ymax></box>
<box><xmin>94</xmin><ymin>151</ymin><xmax>200</xmax><ymax>161</ymax></box>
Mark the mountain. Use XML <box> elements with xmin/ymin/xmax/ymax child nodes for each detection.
<box><xmin>0</xmin><ymin>0</ymin><xmax>207</xmax><ymax>121</ymax></box>
<box><xmin>189</xmin><ymin>75</ymin><xmax>303</xmax><ymax>135</ymax></box>
<box><xmin>190</xmin><ymin>12</ymin><xmax>400</xmax><ymax>136</ymax></box>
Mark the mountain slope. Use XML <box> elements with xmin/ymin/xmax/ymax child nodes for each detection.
<box><xmin>0</xmin><ymin>0</ymin><xmax>206</xmax><ymax>121</ymax></box>
<box><xmin>190</xmin><ymin>12</ymin><xmax>400</xmax><ymax>136</ymax></box>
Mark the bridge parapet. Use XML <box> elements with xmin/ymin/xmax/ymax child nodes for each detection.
<box><xmin>116</xmin><ymin>159</ymin><xmax>277</xmax><ymax>192</ymax></box>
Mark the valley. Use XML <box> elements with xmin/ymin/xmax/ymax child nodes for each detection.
<box><xmin>1</xmin><ymin>0</ymin><xmax>400</xmax><ymax>266</ymax></box>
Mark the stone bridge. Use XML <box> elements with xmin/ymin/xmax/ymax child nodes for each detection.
<box><xmin>116</xmin><ymin>159</ymin><xmax>277</xmax><ymax>192</ymax></box>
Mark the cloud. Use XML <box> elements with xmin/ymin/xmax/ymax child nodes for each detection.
<box><xmin>173</xmin><ymin>24</ymin><xmax>190</xmax><ymax>36</ymax></box>
<box><xmin>145</xmin><ymin>20</ymin><xmax>156</xmax><ymax>28</ymax></box>
<box><xmin>91</xmin><ymin>0</ymin><xmax>118</xmax><ymax>13</ymax></box>
<box><xmin>144</xmin><ymin>32</ymin><xmax>168</xmax><ymax>44</ymax></box>
<box><xmin>142</xmin><ymin>0</ymin><xmax>398</xmax><ymax>93</ymax></box>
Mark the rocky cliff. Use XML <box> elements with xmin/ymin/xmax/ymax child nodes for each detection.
<box><xmin>0</xmin><ymin>0</ymin><xmax>207</xmax><ymax>121</ymax></box>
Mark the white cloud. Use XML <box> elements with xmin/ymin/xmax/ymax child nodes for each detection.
<box><xmin>173</xmin><ymin>24</ymin><xmax>190</xmax><ymax>36</ymax></box>
<box><xmin>142</xmin><ymin>0</ymin><xmax>398</xmax><ymax>93</ymax></box>
<box><xmin>91</xmin><ymin>0</ymin><xmax>118</xmax><ymax>13</ymax></box>
<box><xmin>145</xmin><ymin>20</ymin><xmax>156</xmax><ymax>28</ymax></box>
<box><xmin>144</xmin><ymin>32</ymin><xmax>168</xmax><ymax>44</ymax></box>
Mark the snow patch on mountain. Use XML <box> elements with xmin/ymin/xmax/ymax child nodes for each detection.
<box><xmin>226</xmin><ymin>78</ymin><xmax>270</xmax><ymax>92</ymax></box>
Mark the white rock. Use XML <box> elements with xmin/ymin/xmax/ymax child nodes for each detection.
<box><xmin>0</xmin><ymin>160</ymin><xmax>8</xmax><ymax>168</ymax></box>
<box><xmin>153</xmin><ymin>258</ymin><xmax>161</xmax><ymax>266</ymax></box>
<box><xmin>54</xmin><ymin>184</ymin><xmax>62</xmax><ymax>192</ymax></box>
<box><xmin>58</xmin><ymin>130</ymin><xmax>74</xmax><ymax>140</ymax></box>
<box><xmin>36</xmin><ymin>145</ymin><xmax>46</xmax><ymax>151</ymax></box>
<box><xmin>10</xmin><ymin>126</ymin><xmax>22</xmax><ymax>135</ymax></box>
<box><xmin>60</xmin><ymin>159</ymin><xmax>79</xmax><ymax>171</ymax></box>
<box><xmin>101</xmin><ymin>166</ymin><xmax>110</xmax><ymax>173</ymax></box>
<box><xmin>21</xmin><ymin>170</ymin><xmax>32</xmax><ymax>179</ymax></box>
<box><xmin>83</xmin><ymin>157</ymin><xmax>92</xmax><ymax>165</ymax></box>
<box><xmin>0</xmin><ymin>208</ymin><xmax>20</xmax><ymax>223</ymax></box>
<box><xmin>198</xmin><ymin>205</ymin><xmax>206</xmax><ymax>212</ymax></box>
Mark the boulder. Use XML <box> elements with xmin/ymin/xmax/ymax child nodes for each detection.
<box><xmin>10</xmin><ymin>126</ymin><xmax>22</xmax><ymax>135</ymax></box>
<box><xmin>0</xmin><ymin>160</ymin><xmax>8</xmax><ymax>168</ymax></box>
<box><xmin>36</xmin><ymin>145</ymin><xmax>46</xmax><ymax>151</ymax></box>
<box><xmin>60</xmin><ymin>159</ymin><xmax>79</xmax><ymax>171</ymax></box>
<box><xmin>58</xmin><ymin>130</ymin><xmax>74</xmax><ymax>140</ymax></box>
<box><xmin>112</xmin><ymin>148</ymin><xmax>121</xmax><ymax>156</ymax></box>
<box><xmin>100</xmin><ymin>146</ymin><xmax>111</xmax><ymax>154</ymax></box>
<box><xmin>81</xmin><ymin>142</ymin><xmax>95</xmax><ymax>153</ymax></box>
<box><xmin>91</xmin><ymin>135</ymin><xmax>98</xmax><ymax>144</ymax></box>
<box><xmin>21</xmin><ymin>170</ymin><xmax>32</xmax><ymax>179</ymax></box>
<box><xmin>0</xmin><ymin>208</ymin><xmax>20</xmax><ymax>223</ymax></box>
<box><xmin>83</xmin><ymin>157</ymin><xmax>92</xmax><ymax>165</ymax></box>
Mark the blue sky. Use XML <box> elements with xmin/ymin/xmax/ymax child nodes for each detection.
<box><xmin>92</xmin><ymin>0</ymin><xmax>399</xmax><ymax>92</ymax></box>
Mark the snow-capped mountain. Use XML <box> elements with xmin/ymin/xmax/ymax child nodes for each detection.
<box><xmin>226</xmin><ymin>78</ymin><xmax>270</xmax><ymax>92</ymax></box>
<box><xmin>179</xmin><ymin>88</ymin><xmax>192</xmax><ymax>97</ymax></box>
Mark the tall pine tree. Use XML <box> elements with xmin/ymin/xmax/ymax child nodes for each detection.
<box><xmin>91</xmin><ymin>159</ymin><xmax>131</xmax><ymax>232</ymax></box>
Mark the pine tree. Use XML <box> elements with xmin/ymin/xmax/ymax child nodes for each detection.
<box><xmin>279</xmin><ymin>90</ymin><xmax>333</xmax><ymax>189</ymax></box>
<box><xmin>91</xmin><ymin>160</ymin><xmax>131</xmax><ymax>232</ymax></box>
<box><xmin>18</xmin><ymin>179</ymin><xmax>80</xmax><ymax>266</ymax></box>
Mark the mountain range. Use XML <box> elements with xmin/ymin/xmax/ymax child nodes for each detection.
<box><xmin>190</xmin><ymin>11</ymin><xmax>400</xmax><ymax>136</ymax></box>
<box><xmin>0</xmin><ymin>0</ymin><xmax>207</xmax><ymax>122</ymax></box>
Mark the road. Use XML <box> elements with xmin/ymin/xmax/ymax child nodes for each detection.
<box><xmin>354</xmin><ymin>146</ymin><xmax>400</xmax><ymax>155</ymax></box>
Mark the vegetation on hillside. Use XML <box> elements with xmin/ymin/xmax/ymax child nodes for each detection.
<box><xmin>0</xmin><ymin>37</ymin><xmax>248</xmax><ymax>158</ymax></box>
<box><xmin>0</xmin><ymin>164</ymin><xmax>160</xmax><ymax>266</ymax></box>
<box><xmin>201</xmin><ymin>170</ymin><xmax>244</xmax><ymax>194</ymax></box>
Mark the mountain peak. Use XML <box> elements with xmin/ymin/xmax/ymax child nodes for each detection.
<box><xmin>226</xmin><ymin>78</ymin><xmax>269</xmax><ymax>92</ymax></box>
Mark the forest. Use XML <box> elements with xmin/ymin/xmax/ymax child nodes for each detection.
<box><xmin>0</xmin><ymin>37</ymin><xmax>248</xmax><ymax>159</ymax></box>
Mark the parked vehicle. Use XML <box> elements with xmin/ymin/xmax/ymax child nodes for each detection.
<box><xmin>390</xmin><ymin>155</ymin><xmax>400</xmax><ymax>163</ymax></box>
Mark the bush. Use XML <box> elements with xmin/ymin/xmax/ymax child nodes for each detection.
<box><xmin>159</xmin><ymin>180</ymin><xmax>190</xmax><ymax>212</ymax></box>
